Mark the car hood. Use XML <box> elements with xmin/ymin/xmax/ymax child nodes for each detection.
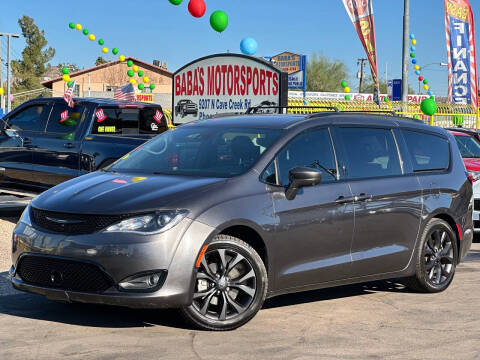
<box><xmin>463</xmin><ymin>158</ymin><xmax>480</xmax><ymax>171</ymax></box>
<box><xmin>32</xmin><ymin>171</ymin><xmax>228</xmax><ymax>215</ymax></box>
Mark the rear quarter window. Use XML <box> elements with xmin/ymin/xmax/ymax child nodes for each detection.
<box><xmin>402</xmin><ymin>130</ymin><xmax>450</xmax><ymax>172</ymax></box>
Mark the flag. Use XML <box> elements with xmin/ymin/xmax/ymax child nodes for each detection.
<box><xmin>342</xmin><ymin>0</ymin><xmax>379</xmax><ymax>86</ymax></box>
<box><xmin>444</xmin><ymin>0</ymin><xmax>478</xmax><ymax>108</ymax></box>
<box><xmin>95</xmin><ymin>108</ymin><xmax>107</xmax><ymax>123</ymax></box>
<box><xmin>114</xmin><ymin>83</ymin><xmax>136</xmax><ymax>101</ymax></box>
<box><xmin>60</xmin><ymin>110</ymin><xmax>69</xmax><ymax>123</ymax></box>
<box><xmin>63</xmin><ymin>80</ymin><xmax>76</xmax><ymax>108</ymax></box>
<box><xmin>154</xmin><ymin>110</ymin><xmax>164</xmax><ymax>123</ymax></box>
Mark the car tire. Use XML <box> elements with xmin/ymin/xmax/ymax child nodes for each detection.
<box><xmin>404</xmin><ymin>218</ymin><xmax>458</xmax><ymax>293</ymax></box>
<box><xmin>180</xmin><ymin>235</ymin><xmax>268</xmax><ymax>331</ymax></box>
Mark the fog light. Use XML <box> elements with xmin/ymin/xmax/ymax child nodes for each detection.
<box><xmin>118</xmin><ymin>271</ymin><xmax>166</xmax><ymax>292</ymax></box>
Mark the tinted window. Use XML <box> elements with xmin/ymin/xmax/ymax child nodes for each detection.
<box><xmin>109</xmin><ymin>127</ymin><xmax>281</xmax><ymax>177</ymax></box>
<box><xmin>454</xmin><ymin>135</ymin><xmax>480</xmax><ymax>158</ymax></box>
<box><xmin>276</xmin><ymin>128</ymin><xmax>337</xmax><ymax>186</ymax></box>
<box><xmin>403</xmin><ymin>130</ymin><xmax>450</xmax><ymax>172</ymax></box>
<box><xmin>261</xmin><ymin>161</ymin><xmax>277</xmax><ymax>185</ymax></box>
<box><xmin>7</xmin><ymin>104</ymin><xmax>50</xmax><ymax>132</ymax></box>
<box><xmin>91</xmin><ymin>107</ymin><xmax>165</xmax><ymax>136</ymax></box>
<box><xmin>338</xmin><ymin>127</ymin><xmax>402</xmax><ymax>179</ymax></box>
<box><xmin>46</xmin><ymin>103</ymin><xmax>85</xmax><ymax>134</ymax></box>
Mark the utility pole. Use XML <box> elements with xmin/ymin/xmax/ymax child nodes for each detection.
<box><xmin>0</xmin><ymin>32</ymin><xmax>20</xmax><ymax>113</ymax></box>
<box><xmin>402</xmin><ymin>0</ymin><xmax>410</xmax><ymax>105</ymax></box>
<box><xmin>357</xmin><ymin>58</ymin><xmax>367</xmax><ymax>93</ymax></box>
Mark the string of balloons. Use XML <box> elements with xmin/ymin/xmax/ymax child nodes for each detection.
<box><xmin>66</xmin><ymin>22</ymin><xmax>156</xmax><ymax>91</ymax></box>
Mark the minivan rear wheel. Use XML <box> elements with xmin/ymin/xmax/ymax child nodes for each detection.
<box><xmin>404</xmin><ymin>218</ymin><xmax>458</xmax><ymax>293</ymax></box>
<box><xmin>180</xmin><ymin>235</ymin><xmax>267</xmax><ymax>331</ymax></box>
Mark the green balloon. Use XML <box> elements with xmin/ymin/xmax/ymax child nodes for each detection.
<box><xmin>423</xmin><ymin>79</ymin><xmax>428</xmax><ymax>84</ymax></box>
<box><xmin>420</xmin><ymin>98</ymin><xmax>437</xmax><ymax>116</ymax></box>
<box><xmin>127</xmin><ymin>60</ymin><xmax>134</xmax><ymax>67</ymax></box>
<box><xmin>62</xmin><ymin>67</ymin><xmax>69</xmax><ymax>75</ymax></box>
<box><xmin>138</xmin><ymin>70</ymin><xmax>144</xmax><ymax>77</ymax></box>
<box><xmin>138</xmin><ymin>83</ymin><xmax>145</xmax><ymax>90</ymax></box>
<box><xmin>410</xmin><ymin>52</ymin><xmax>415</xmax><ymax>58</ymax></box>
<box><xmin>127</xmin><ymin>70</ymin><xmax>135</xmax><ymax>77</ymax></box>
<box><xmin>60</xmin><ymin>118</ymin><xmax>77</xmax><ymax>127</ymax></box>
<box><xmin>83</xmin><ymin>28</ymin><xmax>89</xmax><ymax>35</ymax></box>
<box><xmin>413</xmin><ymin>114</ymin><xmax>420</xmax><ymax>120</ymax></box>
<box><xmin>341</xmin><ymin>81</ymin><xmax>347</xmax><ymax>88</ymax></box>
<box><xmin>67</xmin><ymin>81</ymin><xmax>73</xmax><ymax>87</ymax></box>
<box><xmin>149</xmin><ymin>83</ymin><xmax>155</xmax><ymax>90</ymax></box>
<box><xmin>69</xmin><ymin>22</ymin><xmax>75</xmax><ymax>29</ymax></box>
<box><xmin>383</xmin><ymin>96</ymin><xmax>389</xmax><ymax>102</ymax></box>
<box><xmin>345</xmin><ymin>95</ymin><xmax>351</xmax><ymax>101</ymax></box>
<box><xmin>210</xmin><ymin>10</ymin><xmax>229</xmax><ymax>33</ymax></box>
<box><xmin>112</xmin><ymin>48</ymin><xmax>119</xmax><ymax>55</ymax></box>
<box><xmin>98</xmin><ymin>39</ymin><xmax>105</xmax><ymax>45</ymax></box>
<box><xmin>169</xmin><ymin>0</ymin><xmax>183</xmax><ymax>4</ymax></box>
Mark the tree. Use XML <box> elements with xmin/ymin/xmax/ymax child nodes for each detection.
<box><xmin>95</xmin><ymin>57</ymin><xmax>108</xmax><ymax>66</ymax></box>
<box><xmin>306</xmin><ymin>54</ymin><xmax>349</xmax><ymax>92</ymax></box>
<box><xmin>11</xmin><ymin>16</ymin><xmax>55</xmax><ymax>93</ymax></box>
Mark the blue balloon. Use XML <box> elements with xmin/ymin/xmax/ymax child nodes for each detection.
<box><xmin>412</xmin><ymin>59</ymin><xmax>417</xmax><ymax>64</ymax></box>
<box><xmin>428</xmin><ymin>90</ymin><xmax>433</xmax><ymax>96</ymax></box>
<box><xmin>410</xmin><ymin>34</ymin><xmax>415</xmax><ymax>39</ymax></box>
<box><xmin>240</xmin><ymin>37</ymin><xmax>258</xmax><ymax>55</ymax></box>
<box><xmin>410</xmin><ymin>45</ymin><xmax>416</xmax><ymax>51</ymax></box>
<box><xmin>415</xmin><ymin>70</ymin><xmax>421</xmax><ymax>75</ymax></box>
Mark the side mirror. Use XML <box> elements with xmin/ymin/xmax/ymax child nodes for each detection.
<box><xmin>4</xmin><ymin>129</ymin><xmax>18</xmax><ymax>138</ymax></box>
<box><xmin>285</xmin><ymin>166</ymin><xmax>323</xmax><ymax>200</ymax></box>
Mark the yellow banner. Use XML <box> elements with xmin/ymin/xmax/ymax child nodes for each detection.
<box><xmin>136</xmin><ymin>94</ymin><xmax>154</xmax><ymax>103</ymax></box>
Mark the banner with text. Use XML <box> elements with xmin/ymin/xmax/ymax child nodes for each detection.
<box><xmin>444</xmin><ymin>0</ymin><xmax>478</xmax><ymax>108</ymax></box>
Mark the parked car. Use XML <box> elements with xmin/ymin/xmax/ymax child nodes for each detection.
<box><xmin>11</xmin><ymin>113</ymin><xmax>473</xmax><ymax>331</ymax></box>
<box><xmin>449</xmin><ymin>129</ymin><xmax>480</xmax><ymax>231</ymax></box>
<box><xmin>0</xmin><ymin>97</ymin><xmax>169</xmax><ymax>196</ymax></box>
<box><xmin>175</xmin><ymin>99</ymin><xmax>198</xmax><ymax>118</ymax></box>
<box><xmin>447</xmin><ymin>127</ymin><xmax>480</xmax><ymax>142</ymax></box>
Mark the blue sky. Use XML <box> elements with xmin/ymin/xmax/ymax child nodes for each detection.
<box><xmin>2</xmin><ymin>0</ymin><xmax>479</xmax><ymax>96</ymax></box>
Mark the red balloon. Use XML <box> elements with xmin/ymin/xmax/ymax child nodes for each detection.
<box><xmin>188</xmin><ymin>0</ymin><xmax>206</xmax><ymax>18</ymax></box>
<box><xmin>418</xmin><ymin>76</ymin><xmax>424</xmax><ymax>81</ymax></box>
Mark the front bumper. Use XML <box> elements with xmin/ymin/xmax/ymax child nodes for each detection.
<box><xmin>10</xmin><ymin>217</ymin><xmax>215</xmax><ymax>309</ymax></box>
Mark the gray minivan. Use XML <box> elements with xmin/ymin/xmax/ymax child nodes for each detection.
<box><xmin>10</xmin><ymin>113</ymin><xmax>473</xmax><ymax>330</ymax></box>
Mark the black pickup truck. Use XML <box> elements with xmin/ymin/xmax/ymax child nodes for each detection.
<box><xmin>0</xmin><ymin>97</ymin><xmax>169</xmax><ymax>196</ymax></box>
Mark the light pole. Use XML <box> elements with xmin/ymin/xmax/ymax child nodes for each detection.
<box><xmin>417</xmin><ymin>62</ymin><xmax>448</xmax><ymax>93</ymax></box>
<box><xmin>0</xmin><ymin>32</ymin><xmax>21</xmax><ymax>113</ymax></box>
<box><xmin>401</xmin><ymin>0</ymin><xmax>410</xmax><ymax>105</ymax></box>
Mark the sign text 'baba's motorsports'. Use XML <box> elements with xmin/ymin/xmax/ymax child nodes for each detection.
<box><xmin>271</xmin><ymin>52</ymin><xmax>307</xmax><ymax>91</ymax></box>
<box><xmin>172</xmin><ymin>54</ymin><xmax>288</xmax><ymax>123</ymax></box>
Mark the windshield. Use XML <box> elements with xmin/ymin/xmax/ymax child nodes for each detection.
<box><xmin>109</xmin><ymin>126</ymin><xmax>282</xmax><ymax>177</ymax></box>
<box><xmin>454</xmin><ymin>135</ymin><xmax>480</xmax><ymax>158</ymax></box>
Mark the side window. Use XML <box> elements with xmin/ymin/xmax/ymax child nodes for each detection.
<box><xmin>276</xmin><ymin>128</ymin><xmax>337</xmax><ymax>186</ymax></box>
<box><xmin>261</xmin><ymin>161</ymin><xmax>277</xmax><ymax>185</ymax></box>
<box><xmin>7</xmin><ymin>104</ymin><xmax>51</xmax><ymax>132</ymax></box>
<box><xmin>46</xmin><ymin>103</ymin><xmax>85</xmax><ymax>134</ymax></box>
<box><xmin>402</xmin><ymin>130</ymin><xmax>450</xmax><ymax>171</ymax></box>
<box><xmin>91</xmin><ymin>108</ymin><xmax>122</xmax><ymax>136</ymax></box>
<box><xmin>338</xmin><ymin>127</ymin><xmax>402</xmax><ymax>179</ymax></box>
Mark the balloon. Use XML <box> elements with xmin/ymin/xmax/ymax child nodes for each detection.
<box><xmin>127</xmin><ymin>70</ymin><xmax>135</xmax><ymax>77</ymax></box>
<box><xmin>423</xmin><ymin>79</ymin><xmax>428</xmax><ymax>84</ymax></box>
<box><xmin>424</xmin><ymin>84</ymin><xmax>429</xmax><ymax>91</ymax></box>
<box><xmin>344</xmin><ymin>95</ymin><xmax>351</xmax><ymax>101</ymax></box>
<box><xmin>210</xmin><ymin>10</ymin><xmax>229</xmax><ymax>33</ymax></box>
<box><xmin>62</xmin><ymin>67</ymin><xmax>69</xmax><ymax>75</ymax></box>
<box><xmin>102</xmin><ymin>47</ymin><xmax>109</xmax><ymax>54</ymax></box>
<box><xmin>138</xmin><ymin>70</ymin><xmax>144</xmax><ymax>77</ymax></box>
<box><xmin>67</xmin><ymin>81</ymin><xmax>73</xmax><ymax>87</ymax></box>
<box><xmin>138</xmin><ymin>83</ymin><xmax>145</xmax><ymax>90</ymax></box>
<box><xmin>415</xmin><ymin>70</ymin><xmax>421</xmax><ymax>75</ymax></box>
<box><xmin>418</xmin><ymin>76</ymin><xmax>424</xmax><ymax>81</ymax></box>
<box><xmin>420</xmin><ymin>98</ymin><xmax>437</xmax><ymax>116</ymax></box>
<box><xmin>169</xmin><ymin>0</ymin><xmax>183</xmax><ymax>4</ymax></box>
<box><xmin>383</xmin><ymin>96</ymin><xmax>389</xmax><ymax>102</ymax></box>
<box><xmin>133</xmin><ymin>65</ymin><xmax>139</xmax><ymax>72</ymax></box>
<box><xmin>150</xmin><ymin>83</ymin><xmax>156</xmax><ymax>90</ymax></box>
<box><xmin>98</xmin><ymin>39</ymin><xmax>105</xmax><ymax>45</ymax></box>
<box><xmin>127</xmin><ymin>60</ymin><xmax>134</xmax><ymax>67</ymax></box>
<box><xmin>0</xmin><ymin>88</ymin><xmax>3</xmax><ymax>95</ymax></box>
<box><xmin>410</xmin><ymin>52</ymin><xmax>415</xmax><ymax>58</ymax></box>
<box><xmin>413</xmin><ymin>114</ymin><xmax>420</xmax><ymax>120</ymax></box>
<box><xmin>427</xmin><ymin>90</ymin><xmax>433</xmax><ymax>96</ymax></box>
<box><xmin>88</xmin><ymin>34</ymin><xmax>95</xmax><ymax>41</ymax></box>
<box><xmin>9</xmin><ymin>94</ymin><xmax>13</xmax><ymax>102</ymax></box>
<box><xmin>414</xmin><ymin>65</ymin><xmax>420</xmax><ymax>70</ymax></box>
<box><xmin>69</xmin><ymin>22</ymin><xmax>75</xmax><ymax>29</ymax></box>
<box><xmin>112</xmin><ymin>48</ymin><xmax>119</xmax><ymax>55</ymax></box>
<box><xmin>411</xmin><ymin>39</ymin><xmax>417</xmax><ymax>45</ymax></box>
<box><xmin>240</xmin><ymin>37</ymin><xmax>258</xmax><ymax>55</ymax></box>
<box><xmin>119</xmin><ymin>55</ymin><xmax>126</xmax><ymax>62</ymax></box>
<box><xmin>410</xmin><ymin>46</ymin><xmax>415</xmax><ymax>51</ymax></box>
<box><xmin>83</xmin><ymin>28</ymin><xmax>89</xmax><ymax>35</ymax></box>
<box><xmin>143</xmin><ymin>76</ymin><xmax>150</xmax><ymax>83</ymax></box>
<box><xmin>410</xmin><ymin>34</ymin><xmax>415</xmax><ymax>39</ymax></box>
<box><xmin>62</xmin><ymin>74</ymin><xmax>71</xmax><ymax>82</ymax></box>
<box><xmin>76</xmin><ymin>24</ymin><xmax>82</xmax><ymax>31</ymax></box>
<box><xmin>129</xmin><ymin>78</ymin><xmax>137</xmax><ymax>85</ymax></box>
<box><xmin>188</xmin><ymin>0</ymin><xmax>207</xmax><ymax>18</ymax></box>
<box><xmin>412</xmin><ymin>59</ymin><xmax>417</xmax><ymax>64</ymax></box>
<box><xmin>344</xmin><ymin>86</ymin><xmax>351</xmax><ymax>93</ymax></box>
<box><xmin>341</xmin><ymin>81</ymin><xmax>348</xmax><ymax>88</ymax></box>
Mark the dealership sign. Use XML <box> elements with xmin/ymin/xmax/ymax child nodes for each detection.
<box><xmin>272</xmin><ymin>52</ymin><xmax>307</xmax><ymax>91</ymax></box>
<box><xmin>172</xmin><ymin>54</ymin><xmax>288</xmax><ymax>123</ymax></box>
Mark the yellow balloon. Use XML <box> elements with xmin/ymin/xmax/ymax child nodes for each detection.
<box><xmin>0</xmin><ymin>88</ymin><xmax>3</xmax><ymax>95</ymax></box>
<box><xmin>424</xmin><ymin>84</ymin><xmax>429</xmax><ymax>90</ymax></box>
<box><xmin>88</xmin><ymin>34</ymin><xmax>95</xmax><ymax>41</ymax></box>
<box><xmin>411</xmin><ymin>39</ymin><xmax>416</xmax><ymax>45</ymax></box>
<box><xmin>102</xmin><ymin>47</ymin><xmax>109</xmax><ymax>54</ymax></box>
<box><xmin>119</xmin><ymin>55</ymin><xmax>126</xmax><ymax>62</ymax></box>
<box><xmin>129</xmin><ymin>78</ymin><xmax>137</xmax><ymax>85</ymax></box>
<box><xmin>133</xmin><ymin>65</ymin><xmax>139</xmax><ymax>72</ymax></box>
<box><xmin>344</xmin><ymin>86</ymin><xmax>350</xmax><ymax>93</ymax></box>
<box><xmin>62</xmin><ymin>74</ymin><xmax>71</xmax><ymax>82</ymax></box>
<box><xmin>76</xmin><ymin>24</ymin><xmax>82</xmax><ymax>31</ymax></box>
<box><xmin>414</xmin><ymin>65</ymin><xmax>420</xmax><ymax>70</ymax></box>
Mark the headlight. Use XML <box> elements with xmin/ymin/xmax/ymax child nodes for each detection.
<box><xmin>104</xmin><ymin>210</ymin><xmax>188</xmax><ymax>234</ymax></box>
<box><xmin>19</xmin><ymin>204</ymin><xmax>31</xmax><ymax>225</ymax></box>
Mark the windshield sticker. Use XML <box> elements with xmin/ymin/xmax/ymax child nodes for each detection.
<box><xmin>96</xmin><ymin>108</ymin><xmax>107</xmax><ymax>122</ymax></box>
<box><xmin>154</xmin><ymin>110</ymin><xmax>163</xmax><ymax>123</ymax></box>
<box><xmin>150</xmin><ymin>123</ymin><xmax>159</xmax><ymax>131</ymax></box>
<box><xmin>132</xmin><ymin>177</ymin><xmax>147</xmax><ymax>183</ymax></box>
<box><xmin>97</xmin><ymin>126</ymin><xmax>116</xmax><ymax>133</ymax></box>
<box><xmin>60</xmin><ymin>110</ymin><xmax>69</xmax><ymax>123</ymax></box>
<box><xmin>112</xmin><ymin>179</ymin><xmax>128</xmax><ymax>184</ymax></box>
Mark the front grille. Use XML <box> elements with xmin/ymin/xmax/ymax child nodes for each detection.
<box><xmin>475</xmin><ymin>199</ymin><xmax>480</xmax><ymax>211</ymax></box>
<box><xmin>17</xmin><ymin>255</ymin><xmax>112</xmax><ymax>292</ymax></box>
<box><xmin>31</xmin><ymin>207</ymin><xmax>128</xmax><ymax>234</ymax></box>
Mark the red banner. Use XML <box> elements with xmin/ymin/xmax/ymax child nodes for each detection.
<box><xmin>342</xmin><ymin>0</ymin><xmax>379</xmax><ymax>85</ymax></box>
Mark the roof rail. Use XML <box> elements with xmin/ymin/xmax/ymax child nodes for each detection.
<box><xmin>338</xmin><ymin>110</ymin><xmax>398</xmax><ymax>116</ymax></box>
<box><xmin>246</xmin><ymin>105</ymin><xmax>339</xmax><ymax>114</ymax></box>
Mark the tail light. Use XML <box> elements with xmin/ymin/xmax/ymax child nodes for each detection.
<box><xmin>467</xmin><ymin>171</ymin><xmax>480</xmax><ymax>184</ymax></box>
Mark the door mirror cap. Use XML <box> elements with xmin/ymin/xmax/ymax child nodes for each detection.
<box><xmin>4</xmin><ymin>129</ymin><xmax>19</xmax><ymax>138</ymax></box>
<box><xmin>285</xmin><ymin>166</ymin><xmax>322</xmax><ymax>200</ymax></box>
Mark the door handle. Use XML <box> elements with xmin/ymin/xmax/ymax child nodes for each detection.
<box><xmin>355</xmin><ymin>193</ymin><xmax>373</xmax><ymax>202</ymax></box>
<box><xmin>335</xmin><ymin>195</ymin><xmax>356</xmax><ymax>204</ymax></box>
<box><xmin>64</xmin><ymin>142</ymin><xmax>74</xmax><ymax>149</ymax></box>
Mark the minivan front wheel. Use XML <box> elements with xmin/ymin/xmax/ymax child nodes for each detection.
<box><xmin>405</xmin><ymin>218</ymin><xmax>458</xmax><ymax>293</ymax></box>
<box><xmin>180</xmin><ymin>235</ymin><xmax>268</xmax><ymax>331</ymax></box>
